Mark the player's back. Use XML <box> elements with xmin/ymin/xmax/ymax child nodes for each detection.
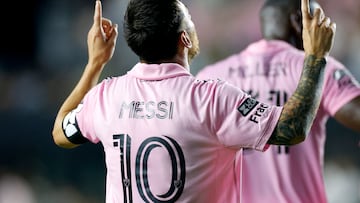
<box><xmin>77</xmin><ymin>62</ymin><xmax>282</xmax><ymax>202</ymax></box>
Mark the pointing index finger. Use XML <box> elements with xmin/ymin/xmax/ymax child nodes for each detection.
<box><xmin>94</xmin><ymin>0</ymin><xmax>102</xmax><ymax>28</ymax></box>
<box><xmin>301</xmin><ymin>0</ymin><xmax>311</xmax><ymax>21</ymax></box>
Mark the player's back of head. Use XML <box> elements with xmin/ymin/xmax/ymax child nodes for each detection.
<box><xmin>260</xmin><ymin>0</ymin><xmax>300</xmax><ymax>40</ymax></box>
<box><xmin>123</xmin><ymin>0</ymin><xmax>184</xmax><ymax>63</ymax></box>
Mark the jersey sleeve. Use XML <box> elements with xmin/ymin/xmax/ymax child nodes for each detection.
<box><xmin>62</xmin><ymin>83</ymin><xmax>104</xmax><ymax>144</ymax></box>
<box><xmin>322</xmin><ymin>57</ymin><xmax>360</xmax><ymax>116</ymax></box>
<box><xmin>212</xmin><ymin>81</ymin><xmax>283</xmax><ymax>151</ymax></box>
<box><xmin>75</xmin><ymin>86</ymin><xmax>101</xmax><ymax>143</ymax></box>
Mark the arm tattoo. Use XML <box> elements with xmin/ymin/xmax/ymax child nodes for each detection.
<box><xmin>268</xmin><ymin>55</ymin><xmax>326</xmax><ymax>145</ymax></box>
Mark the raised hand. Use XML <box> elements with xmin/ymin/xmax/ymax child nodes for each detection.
<box><xmin>302</xmin><ymin>0</ymin><xmax>336</xmax><ymax>58</ymax></box>
<box><xmin>87</xmin><ymin>0</ymin><xmax>118</xmax><ymax>67</ymax></box>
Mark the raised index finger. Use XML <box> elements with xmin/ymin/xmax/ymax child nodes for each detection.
<box><xmin>94</xmin><ymin>0</ymin><xmax>102</xmax><ymax>28</ymax></box>
<box><xmin>301</xmin><ymin>0</ymin><xmax>311</xmax><ymax>21</ymax></box>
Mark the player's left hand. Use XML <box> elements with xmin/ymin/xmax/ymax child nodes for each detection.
<box><xmin>87</xmin><ymin>0</ymin><xmax>118</xmax><ymax>68</ymax></box>
<box><xmin>301</xmin><ymin>0</ymin><xmax>336</xmax><ymax>59</ymax></box>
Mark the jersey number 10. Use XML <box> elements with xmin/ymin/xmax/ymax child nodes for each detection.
<box><xmin>113</xmin><ymin>134</ymin><xmax>186</xmax><ymax>203</ymax></box>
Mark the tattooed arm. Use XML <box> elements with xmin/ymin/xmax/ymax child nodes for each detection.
<box><xmin>268</xmin><ymin>56</ymin><xmax>326</xmax><ymax>145</ymax></box>
<box><xmin>267</xmin><ymin>0</ymin><xmax>336</xmax><ymax>145</ymax></box>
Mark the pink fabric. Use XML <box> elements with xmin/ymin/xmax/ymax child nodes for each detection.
<box><xmin>74</xmin><ymin>62</ymin><xmax>282</xmax><ymax>203</ymax></box>
<box><xmin>197</xmin><ymin>39</ymin><xmax>360</xmax><ymax>203</ymax></box>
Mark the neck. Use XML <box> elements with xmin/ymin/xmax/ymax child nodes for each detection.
<box><xmin>140</xmin><ymin>55</ymin><xmax>190</xmax><ymax>70</ymax></box>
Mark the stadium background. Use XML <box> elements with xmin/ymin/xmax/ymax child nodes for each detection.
<box><xmin>0</xmin><ymin>0</ymin><xmax>359</xmax><ymax>202</ymax></box>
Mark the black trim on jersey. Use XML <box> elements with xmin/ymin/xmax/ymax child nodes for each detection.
<box><xmin>62</xmin><ymin>115</ymin><xmax>89</xmax><ymax>144</ymax></box>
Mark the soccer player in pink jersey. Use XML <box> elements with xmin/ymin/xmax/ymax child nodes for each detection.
<box><xmin>52</xmin><ymin>0</ymin><xmax>335</xmax><ymax>202</ymax></box>
<box><xmin>197</xmin><ymin>0</ymin><xmax>360</xmax><ymax>202</ymax></box>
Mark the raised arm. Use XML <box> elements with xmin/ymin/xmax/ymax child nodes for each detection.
<box><xmin>268</xmin><ymin>0</ymin><xmax>336</xmax><ymax>145</ymax></box>
<box><xmin>52</xmin><ymin>0</ymin><xmax>118</xmax><ymax>148</ymax></box>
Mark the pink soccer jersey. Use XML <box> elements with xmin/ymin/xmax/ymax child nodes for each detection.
<box><xmin>65</xmin><ymin>62</ymin><xmax>282</xmax><ymax>203</ymax></box>
<box><xmin>197</xmin><ymin>39</ymin><xmax>360</xmax><ymax>203</ymax></box>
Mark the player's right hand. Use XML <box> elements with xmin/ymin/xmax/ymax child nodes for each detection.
<box><xmin>302</xmin><ymin>0</ymin><xmax>336</xmax><ymax>58</ymax></box>
<box><xmin>87</xmin><ymin>0</ymin><xmax>118</xmax><ymax>68</ymax></box>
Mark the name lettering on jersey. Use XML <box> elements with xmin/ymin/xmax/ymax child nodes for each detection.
<box><xmin>119</xmin><ymin>101</ymin><xmax>174</xmax><ymax>120</ymax></box>
<box><xmin>249</xmin><ymin>103</ymin><xmax>269</xmax><ymax>123</ymax></box>
<box><xmin>228</xmin><ymin>62</ymin><xmax>287</xmax><ymax>78</ymax></box>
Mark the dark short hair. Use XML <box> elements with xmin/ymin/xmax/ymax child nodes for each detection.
<box><xmin>262</xmin><ymin>0</ymin><xmax>302</xmax><ymax>12</ymax></box>
<box><xmin>124</xmin><ymin>0</ymin><xmax>185</xmax><ymax>62</ymax></box>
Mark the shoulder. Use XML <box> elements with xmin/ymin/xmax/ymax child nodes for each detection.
<box><xmin>193</xmin><ymin>78</ymin><xmax>226</xmax><ymax>88</ymax></box>
<box><xmin>85</xmin><ymin>76</ymin><xmax>122</xmax><ymax>99</ymax></box>
<box><xmin>193</xmin><ymin>78</ymin><xmax>245</xmax><ymax>97</ymax></box>
<box><xmin>97</xmin><ymin>75</ymin><xmax>125</xmax><ymax>89</ymax></box>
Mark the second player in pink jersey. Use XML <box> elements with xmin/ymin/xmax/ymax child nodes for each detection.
<box><xmin>197</xmin><ymin>0</ymin><xmax>360</xmax><ymax>202</ymax></box>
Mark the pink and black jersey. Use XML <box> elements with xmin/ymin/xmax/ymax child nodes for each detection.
<box><xmin>63</xmin><ymin>62</ymin><xmax>282</xmax><ymax>203</ymax></box>
<box><xmin>197</xmin><ymin>39</ymin><xmax>360</xmax><ymax>203</ymax></box>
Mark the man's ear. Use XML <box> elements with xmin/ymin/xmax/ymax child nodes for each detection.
<box><xmin>180</xmin><ymin>31</ymin><xmax>192</xmax><ymax>48</ymax></box>
<box><xmin>290</xmin><ymin>11</ymin><xmax>302</xmax><ymax>35</ymax></box>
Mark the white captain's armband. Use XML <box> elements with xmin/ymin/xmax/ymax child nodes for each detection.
<box><xmin>62</xmin><ymin>104</ymin><xmax>88</xmax><ymax>144</ymax></box>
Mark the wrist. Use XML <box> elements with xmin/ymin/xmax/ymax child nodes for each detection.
<box><xmin>304</xmin><ymin>54</ymin><xmax>327</xmax><ymax>68</ymax></box>
<box><xmin>87</xmin><ymin>57</ymin><xmax>107</xmax><ymax>67</ymax></box>
<box><xmin>304</xmin><ymin>50</ymin><xmax>329</xmax><ymax>59</ymax></box>
<box><xmin>86</xmin><ymin>59</ymin><xmax>106</xmax><ymax>73</ymax></box>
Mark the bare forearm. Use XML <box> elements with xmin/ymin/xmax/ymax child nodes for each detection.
<box><xmin>52</xmin><ymin>0</ymin><xmax>118</xmax><ymax>148</ymax></box>
<box><xmin>60</xmin><ymin>63</ymin><xmax>103</xmax><ymax>113</ymax></box>
<box><xmin>268</xmin><ymin>55</ymin><xmax>326</xmax><ymax>145</ymax></box>
<box><xmin>52</xmin><ymin>62</ymin><xmax>104</xmax><ymax>147</ymax></box>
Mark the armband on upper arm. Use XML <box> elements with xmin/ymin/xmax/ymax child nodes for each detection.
<box><xmin>62</xmin><ymin>108</ymin><xmax>89</xmax><ymax>145</ymax></box>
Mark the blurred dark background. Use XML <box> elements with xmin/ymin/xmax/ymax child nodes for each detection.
<box><xmin>0</xmin><ymin>0</ymin><xmax>359</xmax><ymax>202</ymax></box>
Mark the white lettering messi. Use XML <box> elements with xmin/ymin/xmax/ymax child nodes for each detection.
<box><xmin>119</xmin><ymin>101</ymin><xmax>174</xmax><ymax>120</ymax></box>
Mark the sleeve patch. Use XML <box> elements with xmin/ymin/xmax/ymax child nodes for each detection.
<box><xmin>333</xmin><ymin>69</ymin><xmax>360</xmax><ymax>88</ymax></box>
<box><xmin>237</xmin><ymin>97</ymin><xmax>259</xmax><ymax>116</ymax></box>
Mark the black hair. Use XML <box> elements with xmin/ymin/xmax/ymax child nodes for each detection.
<box><xmin>123</xmin><ymin>0</ymin><xmax>185</xmax><ymax>62</ymax></box>
<box><xmin>260</xmin><ymin>0</ymin><xmax>301</xmax><ymax>40</ymax></box>
<box><xmin>262</xmin><ymin>0</ymin><xmax>317</xmax><ymax>14</ymax></box>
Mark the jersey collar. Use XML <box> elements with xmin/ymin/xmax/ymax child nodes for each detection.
<box><xmin>127</xmin><ymin>62</ymin><xmax>191</xmax><ymax>80</ymax></box>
